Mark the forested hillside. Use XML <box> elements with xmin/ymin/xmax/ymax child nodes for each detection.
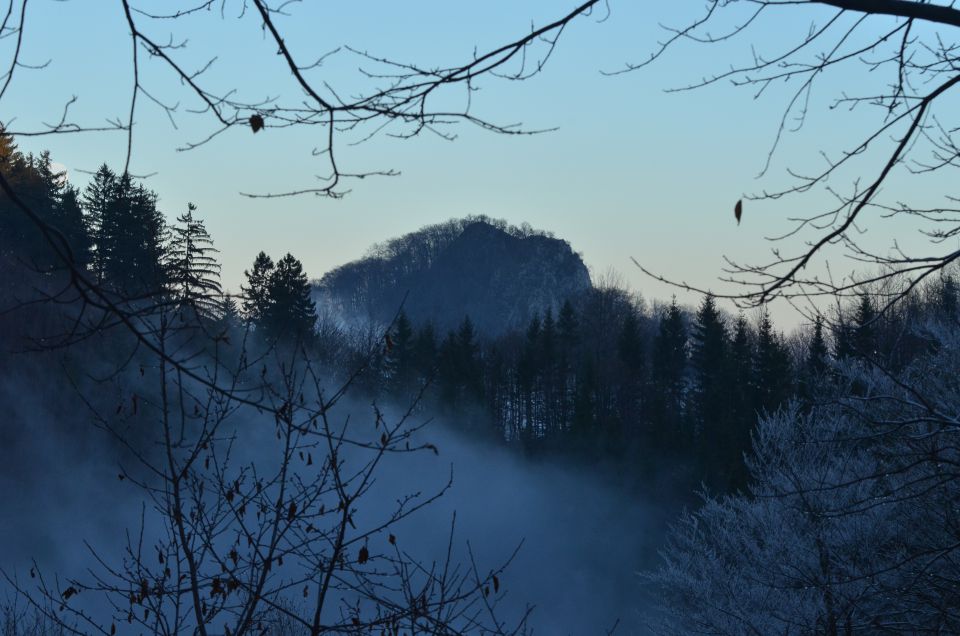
<box><xmin>315</xmin><ymin>217</ymin><xmax>591</xmax><ymax>335</ymax></box>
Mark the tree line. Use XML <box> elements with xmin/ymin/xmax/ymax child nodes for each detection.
<box><xmin>349</xmin><ymin>277</ymin><xmax>959</xmax><ymax>494</ymax></box>
<box><xmin>0</xmin><ymin>131</ymin><xmax>318</xmax><ymax>348</ymax></box>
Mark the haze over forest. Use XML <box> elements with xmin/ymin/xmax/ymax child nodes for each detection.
<box><xmin>2</xmin><ymin>2</ymin><xmax>960</xmax><ymax>635</ymax></box>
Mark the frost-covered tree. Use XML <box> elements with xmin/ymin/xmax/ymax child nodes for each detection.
<box><xmin>649</xmin><ymin>318</ymin><xmax>960</xmax><ymax>635</ymax></box>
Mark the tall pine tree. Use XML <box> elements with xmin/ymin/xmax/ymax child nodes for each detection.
<box><xmin>753</xmin><ymin>308</ymin><xmax>792</xmax><ymax>414</ymax></box>
<box><xmin>384</xmin><ymin>309</ymin><xmax>416</xmax><ymax>398</ymax></box>
<box><xmin>852</xmin><ymin>294</ymin><xmax>878</xmax><ymax>359</ymax></box>
<box><xmin>689</xmin><ymin>294</ymin><xmax>730</xmax><ymax>485</ymax></box>
<box><xmin>87</xmin><ymin>171</ymin><xmax>167</xmax><ymax>297</ymax></box>
<box><xmin>82</xmin><ymin>164</ymin><xmax>116</xmax><ymax>282</ymax></box>
<box><xmin>726</xmin><ymin>313</ymin><xmax>755</xmax><ymax>489</ymax></box>
<box><xmin>261</xmin><ymin>253</ymin><xmax>317</xmax><ymax>344</ymax></box>
<box><xmin>166</xmin><ymin>203</ymin><xmax>222</xmax><ymax>319</ymax></box>
<box><xmin>650</xmin><ymin>298</ymin><xmax>688</xmax><ymax>453</ymax></box>
<box><xmin>242</xmin><ymin>251</ymin><xmax>275</xmax><ymax>327</ymax></box>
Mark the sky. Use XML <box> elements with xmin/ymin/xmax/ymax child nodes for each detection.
<box><xmin>4</xmin><ymin>0</ymin><xmax>956</xmax><ymax>329</ymax></box>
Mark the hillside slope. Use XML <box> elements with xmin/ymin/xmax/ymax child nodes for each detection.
<box><xmin>315</xmin><ymin>217</ymin><xmax>591</xmax><ymax>335</ymax></box>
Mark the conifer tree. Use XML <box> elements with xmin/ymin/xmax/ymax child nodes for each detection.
<box><xmin>456</xmin><ymin>315</ymin><xmax>483</xmax><ymax>401</ymax></box>
<box><xmin>0</xmin><ymin>149</ymin><xmax>91</xmax><ymax>269</ymax></box>
<box><xmin>435</xmin><ymin>316</ymin><xmax>486</xmax><ymax>429</ymax></box>
<box><xmin>384</xmin><ymin>309</ymin><xmax>416</xmax><ymax>398</ymax></box>
<box><xmin>82</xmin><ymin>164</ymin><xmax>117</xmax><ymax>282</ymax></box>
<box><xmin>557</xmin><ymin>299</ymin><xmax>579</xmax><ymax>348</ymax></box>
<box><xmin>618</xmin><ymin>309</ymin><xmax>644</xmax><ymax>373</ymax></box>
<box><xmin>0</xmin><ymin>141</ymin><xmax>107</xmax><ymax>283</ymax></box>
<box><xmin>556</xmin><ymin>299</ymin><xmax>579</xmax><ymax>425</ymax></box>
<box><xmin>689</xmin><ymin>295</ymin><xmax>728</xmax><ymax>427</ymax></box>
<box><xmin>28</xmin><ymin>151</ymin><xmax>61</xmax><ymax>211</ymax></box>
<box><xmin>413</xmin><ymin>321</ymin><xmax>438</xmax><ymax>382</ymax></box>
<box><xmin>0</xmin><ymin>140</ymin><xmax>35</xmax><ymax>260</ymax></box>
<box><xmin>86</xmin><ymin>172</ymin><xmax>167</xmax><ymax>297</ymax></box>
<box><xmin>729</xmin><ymin>313</ymin><xmax>754</xmax><ymax>413</ymax></box>
<box><xmin>753</xmin><ymin>308</ymin><xmax>792</xmax><ymax>414</ymax></box>
<box><xmin>571</xmin><ymin>356</ymin><xmax>598</xmax><ymax>440</ymax></box>
<box><xmin>262</xmin><ymin>253</ymin><xmax>317</xmax><ymax>344</ymax></box>
<box><xmin>617</xmin><ymin>307</ymin><xmax>645</xmax><ymax>445</ymax></box>
<box><xmin>166</xmin><ymin>203</ymin><xmax>222</xmax><ymax>319</ymax></box>
<box><xmin>0</xmin><ymin>127</ymin><xmax>16</xmax><ymax>164</ymax></box>
<box><xmin>689</xmin><ymin>294</ymin><xmax>730</xmax><ymax>482</ymax></box>
<box><xmin>806</xmin><ymin>315</ymin><xmax>829</xmax><ymax>378</ymax></box>
<box><xmin>798</xmin><ymin>314</ymin><xmax>831</xmax><ymax>402</ymax></box>
<box><xmin>726</xmin><ymin>313</ymin><xmax>755</xmax><ymax>488</ymax></box>
<box><xmin>218</xmin><ymin>294</ymin><xmax>242</xmax><ymax>333</ymax></box>
<box><xmin>650</xmin><ymin>298</ymin><xmax>688</xmax><ymax>451</ymax></box>
<box><xmin>437</xmin><ymin>329</ymin><xmax>460</xmax><ymax>406</ymax></box>
<box><xmin>852</xmin><ymin>294</ymin><xmax>878</xmax><ymax>358</ymax></box>
<box><xmin>832</xmin><ymin>321</ymin><xmax>852</xmax><ymax>361</ymax></box>
<box><xmin>18</xmin><ymin>152</ymin><xmax>61</xmax><ymax>263</ymax></box>
<box><xmin>241</xmin><ymin>251</ymin><xmax>275</xmax><ymax>326</ymax></box>
<box><xmin>54</xmin><ymin>185</ymin><xmax>92</xmax><ymax>269</ymax></box>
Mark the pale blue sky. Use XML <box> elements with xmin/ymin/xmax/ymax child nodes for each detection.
<box><xmin>4</xmin><ymin>1</ymin><xmax>953</xmax><ymax>328</ymax></box>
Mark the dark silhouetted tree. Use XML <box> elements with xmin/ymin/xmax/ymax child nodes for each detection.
<box><xmin>217</xmin><ymin>294</ymin><xmax>242</xmax><ymax>333</ymax></box>
<box><xmin>689</xmin><ymin>294</ymin><xmax>730</xmax><ymax>486</ymax></box>
<box><xmin>800</xmin><ymin>314</ymin><xmax>831</xmax><ymax>401</ymax></box>
<box><xmin>0</xmin><ymin>146</ymin><xmax>91</xmax><ymax>270</ymax></box>
<box><xmin>86</xmin><ymin>171</ymin><xmax>166</xmax><ymax>297</ymax></box>
<box><xmin>754</xmin><ymin>308</ymin><xmax>792</xmax><ymax>414</ymax></box>
<box><xmin>262</xmin><ymin>253</ymin><xmax>317</xmax><ymax>344</ymax></box>
<box><xmin>556</xmin><ymin>298</ymin><xmax>580</xmax><ymax>427</ymax></box>
<box><xmin>241</xmin><ymin>251</ymin><xmax>275</xmax><ymax>327</ymax></box>
<box><xmin>81</xmin><ymin>164</ymin><xmax>116</xmax><ymax>282</ymax></box>
<box><xmin>617</xmin><ymin>305</ymin><xmax>645</xmax><ymax>447</ymax></box>
<box><xmin>852</xmin><ymin>294</ymin><xmax>878</xmax><ymax>359</ymax></box>
<box><xmin>726</xmin><ymin>312</ymin><xmax>755</xmax><ymax>489</ymax></box>
<box><xmin>413</xmin><ymin>321</ymin><xmax>438</xmax><ymax>382</ymax></box>
<box><xmin>437</xmin><ymin>316</ymin><xmax>484</xmax><ymax>418</ymax></box>
<box><xmin>650</xmin><ymin>298</ymin><xmax>688</xmax><ymax>452</ymax></box>
<box><xmin>166</xmin><ymin>203</ymin><xmax>222</xmax><ymax>319</ymax></box>
<box><xmin>384</xmin><ymin>309</ymin><xmax>417</xmax><ymax>399</ymax></box>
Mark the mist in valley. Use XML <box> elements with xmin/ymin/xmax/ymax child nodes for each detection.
<box><xmin>0</xmin><ymin>358</ymin><xmax>666</xmax><ymax>635</ymax></box>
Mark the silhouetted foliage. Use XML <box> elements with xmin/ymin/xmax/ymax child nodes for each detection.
<box><xmin>0</xmin><ymin>137</ymin><xmax>90</xmax><ymax>271</ymax></box>
<box><xmin>166</xmin><ymin>203</ymin><xmax>222</xmax><ymax>320</ymax></box>
<box><xmin>88</xmin><ymin>169</ymin><xmax>167</xmax><ymax>298</ymax></box>
<box><xmin>261</xmin><ymin>253</ymin><xmax>317</xmax><ymax>345</ymax></box>
<box><xmin>241</xmin><ymin>251</ymin><xmax>274</xmax><ymax>326</ymax></box>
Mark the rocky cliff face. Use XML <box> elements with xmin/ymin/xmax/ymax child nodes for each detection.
<box><xmin>315</xmin><ymin>218</ymin><xmax>592</xmax><ymax>336</ymax></box>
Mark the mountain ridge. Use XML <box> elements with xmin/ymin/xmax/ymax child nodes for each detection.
<box><xmin>314</xmin><ymin>216</ymin><xmax>592</xmax><ymax>335</ymax></box>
